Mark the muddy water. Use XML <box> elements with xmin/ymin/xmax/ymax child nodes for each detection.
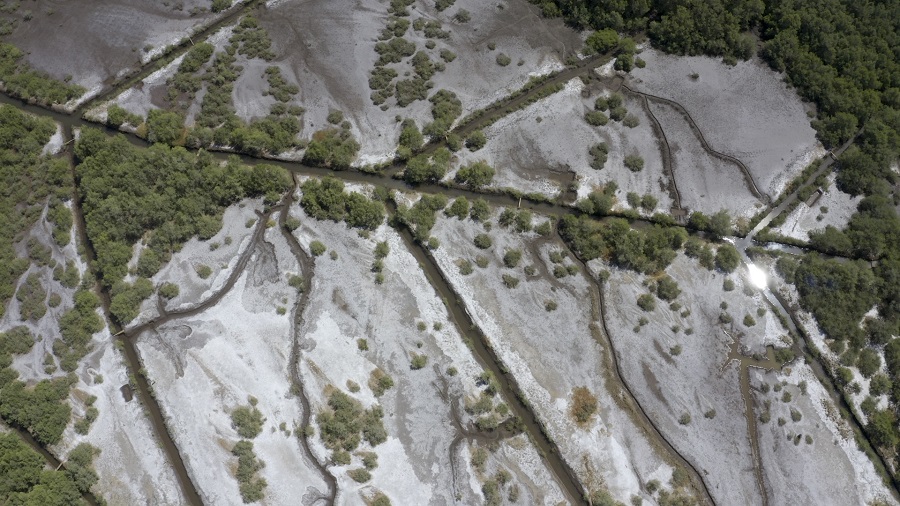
<box><xmin>386</xmin><ymin>203</ymin><xmax>588</xmax><ymax>505</ymax></box>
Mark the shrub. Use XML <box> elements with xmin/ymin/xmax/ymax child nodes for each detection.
<box><xmin>455</xmin><ymin>161</ymin><xmax>495</xmax><ymax>188</ymax></box>
<box><xmin>715</xmin><ymin>244</ymin><xmax>740</xmax><ymax>272</ymax></box>
<box><xmin>743</xmin><ymin>315</ymin><xmax>756</xmax><ymax>326</ymax></box>
<box><xmin>503</xmin><ymin>249</ymin><xmax>522</xmax><ymax>268</ymax></box>
<box><xmin>637</xmin><ymin>293</ymin><xmax>656</xmax><ymax>311</ymax></box>
<box><xmin>410</xmin><ymin>353</ymin><xmax>428</xmax><ymax>370</ymax></box>
<box><xmin>310</xmin><ymin>241</ymin><xmax>326</xmax><ymax>256</ymax></box>
<box><xmin>454</xmin><ymin>9</ymin><xmax>471</xmax><ymax>23</ymax></box>
<box><xmin>495</xmin><ymin>53</ymin><xmax>511</xmax><ymax>66</ymax></box>
<box><xmin>348</xmin><ymin>468</ymin><xmax>371</xmax><ymax>483</ymax></box>
<box><xmin>158</xmin><ymin>282</ymin><xmax>179</xmax><ymax>299</ymax></box>
<box><xmin>623</xmin><ymin>154</ymin><xmax>644</xmax><ymax>172</ymax></box>
<box><xmin>571</xmin><ymin>386</ymin><xmax>598</xmax><ymax>424</ymax></box>
<box><xmin>545</xmin><ymin>300</ymin><xmax>558</xmax><ymax>311</ymax></box>
<box><xmin>656</xmin><ymin>276</ymin><xmax>681</xmax><ymax>301</ymax></box>
<box><xmin>678</xmin><ymin>413</ymin><xmax>691</xmax><ymax>425</ymax></box>
<box><xmin>473</xmin><ymin>234</ymin><xmax>492</xmax><ymax>249</ymax></box>
<box><xmin>231</xmin><ymin>402</ymin><xmax>265</xmax><ymax>439</ymax></box>
<box><xmin>211</xmin><ymin>0</ymin><xmax>231</xmax><ymax>12</ymax></box>
<box><xmin>723</xmin><ymin>278</ymin><xmax>735</xmax><ymax>291</ymax></box>
<box><xmin>589</xmin><ymin>143</ymin><xmax>609</xmax><ymax>170</ymax></box>
<box><xmin>609</xmin><ymin>105</ymin><xmax>627</xmax><ymax>122</ymax></box>
<box><xmin>502</xmin><ymin>274</ymin><xmax>520</xmax><ymax>288</ymax></box>
<box><xmin>465</xmin><ymin>130</ymin><xmax>487</xmax><ymax>151</ymax></box>
<box><xmin>469</xmin><ymin>198</ymin><xmax>491</xmax><ymax>222</ymax></box>
<box><xmin>584</xmin><ymin>111</ymin><xmax>609</xmax><ymax>126</ymax></box>
<box><xmin>623</xmin><ymin>114</ymin><xmax>640</xmax><ymax>128</ymax></box>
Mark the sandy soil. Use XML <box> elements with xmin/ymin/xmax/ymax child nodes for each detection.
<box><xmin>6</xmin><ymin>0</ymin><xmax>227</xmax><ymax>105</ymax></box>
<box><xmin>647</xmin><ymin>99</ymin><xmax>763</xmax><ymax>218</ymax></box>
<box><xmin>136</xmin><ymin>225</ymin><xmax>329</xmax><ymax>506</ymax></box>
<box><xmin>750</xmin><ymin>365</ymin><xmax>897</xmax><ymax>506</ymax></box>
<box><xmin>627</xmin><ymin>48</ymin><xmax>823</xmax><ymax>200</ymax></box>
<box><xmin>597</xmin><ymin>252</ymin><xmax>789</xmax><ymax>504</ymax></box>
<box><xmin>772</xmin><ymin>172</ymin><xmax>862</xmax><ymax>241</ymax></box>
<box><xmin>430</xmin><ymin>208</ymin><xmax>685</xmax><ymax>504</ymax></box>
<box><xmin>450</xmin><ymin>78</ymin><xmax>673</xmax><ymax>213</ymax></box>
<box><xmin>290</xmin><ymin>196</ymin><xmax>565</xmax><ymax>505</ymax></box>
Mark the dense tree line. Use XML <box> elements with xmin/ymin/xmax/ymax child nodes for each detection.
<box><xmin>0</xmin><ymin>434</ymin><xmax>99</xmax><ymax>505</ymax></box>
<box><xmin>559</xmin><ymin>214</ymin><xmax>686</xmax><ymax>274</ymax></box>
<box><xmin>299</xmin><ymin>177</ymin><xmax>385</xmax><ymax>230</ymax></box>
<box><xmin>75</xmin><ymin>129</ymin><xmax>292</xmax><ymax>323</ymax></box>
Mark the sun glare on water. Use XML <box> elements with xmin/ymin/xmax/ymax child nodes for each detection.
<box><xmin>747</xmin><ymin>264</ymin><xmax>768</xmax><ymax>289</ymax></box>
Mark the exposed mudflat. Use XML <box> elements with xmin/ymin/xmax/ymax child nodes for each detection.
<box><xmin>5</xmin><ymin>0</ymin><xmax>229</xmax><ymax>103</ymax></box>
<box><xmin>290</xmin><ymin>192</ymin><xmax>565</xmax><ymax>505</ymax></box>
<box><xmin>750</xmin><ymin>365</ymin><xmax>895</xmax><ymax>505</ymax></box>
<box><xmin>628</xmin><ymin>48</ymin><xmax>823</xmax><ymax>199</ymax></box>
<box><xmin>430</xmin><ymin>208</ymin><xmax>686</xmax><ymax>504</ymax></box>
<box><xmin>597</xmin><ymin>252</ymin><xmax>785</xmax><ymax>504</ymax></box>
<box><xmin>451</xmin><ymin>78</ymin><xmax>673</xmax><ymax>213</ymax></box>
<box><xmin>136</xmin><ymin>225</ymin><xmax>330</xmax><ymax>506</ymax></box>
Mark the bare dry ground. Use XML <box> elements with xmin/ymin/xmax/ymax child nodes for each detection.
<box><xmin>627</xmin><ymin>48</ymin><xmax>823</xmax><ymax>200</ymax></box>
<box><xmin>249</xmin><ymin>0</ymin><xmax>581</xmax><ymax>162</ymax></box>
<box><xmin>5</xmin><ymin>0</ymin><xmax>233</xmax><ymax>103</ymax></box>
<box><xmin>647</xmin><ymin>99</ymin><xmax>763</xmax><ymax>218</ymax></box>
<box><xmin>772</xmin><ymin>172</ymin><xmax>862</xmax><ymax>241</ymax></box>
<box><xmin>289</xmin><ymin>191</ymin><xmax>565</xmax><ymax>505</ymax></box>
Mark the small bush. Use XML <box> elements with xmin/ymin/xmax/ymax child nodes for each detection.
<box><xmin>348</xmin><ymin>468</ymin><xmax>371</xmax><ymax>483</ymax></box>
<box><xmin>503</xmin><ymin>249</ymin><xmax>522</xmax><ymax>268</ymax></box>
<box><xmin>473</xmin><ymin>233</ymin><xmax>492</xmax><ymax>249</ymax></box>
<box><xmin>623</xmin><ymin>154</ymin><xmax>644</xmax><ymax>172</ymax></box>
<box><xmin>571</xmin><ymin>386</ymin><xmax>598</xmax><ymax>424</ymax></box>
<box><xmin>195</xmin><ymin>264</ymin><xmax>213</xmax><ymax>279</ymax></box>
<box><xmin>495</xmin><ymin>53</ymin><xmax>511</xmax><ymax>66</ymax></box>
<box><xmin>623</xmin><ymin>114</ymin><xmax>640</xmax><ymax>128</ymax></box>
<box><xmin>637</xmin><ymin>293</ymin><xmax>656</xmax><ymax>311</ymax></box>
<box><xmin>678</xmin><ymin>413</ymin><xmax>691</xmax><ymax>425</ymax></box>
<box><xmin>743</xmin><ymin>315</ymin><xmax>756</xmax><ymax>326</ymax></box>
<box><xmin>231</xmin><ymin>402</ymin><xmax>265</xmax><ymax>439</ymax></box>
<box><xmin>502</xmin><ymin>274</ymin><xmax>520</xmax><ymax>288</ymax></box>
<box><xmin>465</xmin><ymin>130</ymin><xmax>487</xmax><ymax>151</ymax></box>
<box><xmin>584</xmin><ymin>111</ymin><xmax>609</xmax><ymax>126</ymax></box>
<box><xmin>723</xmin><ymin>278</ymin><xmax>735</xmax><ymax>291</ymax></box>
<box><xmin>410</xmin><ymin>353</ymin><xmax>428</xmax><ymax>370</ymax></box>
<box><xmin>545</xmin><ymin>300</ymin><xmax>558</xmax><ymax>311</ymax></box>
<box><xmin>310</xmin><ymin>240</ymin><xmax>326</xmax><ymax>256</ymax></box>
